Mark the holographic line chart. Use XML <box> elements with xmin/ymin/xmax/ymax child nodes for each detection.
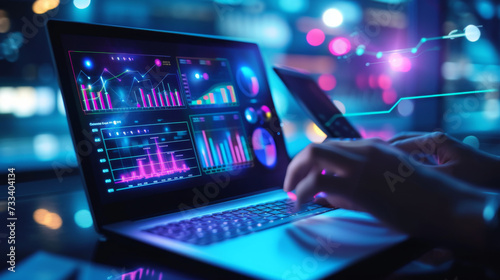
<box><xmin>101</xmin><ymin>122</ymin><xmax>201</xmax><ymax>190</ymax></box>
<box><xmin>349</xmin><ymin>25</ymin><xmax>481</xmax><ymax>65</ymax></box>
<box><xmin>325</xmin><ymin>89</ymin><xmax>497</xmax><ymax>127</ymax></box>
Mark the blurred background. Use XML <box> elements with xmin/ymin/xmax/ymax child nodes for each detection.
<box><xmin>1</xmin><ymin>0</ymin><xmax>499</xmax><ymax>180</ymax></box>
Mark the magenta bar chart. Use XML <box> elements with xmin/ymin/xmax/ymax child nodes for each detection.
<box><xmin>101</xmin><ymin>122</ymin><xmax>201</xmax><ymax>191</ymax></box>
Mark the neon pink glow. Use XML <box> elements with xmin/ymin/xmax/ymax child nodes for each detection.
<box><xmin>377</xmin><ymin>74</ymin><xmax>392</xmax><ymax>90</ymax></box>
<box><xmin>287</xmin><ymin>192</ymin><xmax>297</xmax><ymax>201</ymax></box>
<box><xmin>155</xmin><ymin>59</ymin><xmax>162</xmax><ymax>67</ymax></box>
<box><xmin>216</xmin><ymin>145</ymin><xmax>224</xmax><ymax>165</ymax></box>
<box><xmin>81</xmin><ymin>85</ymin><xmax>90</xmax><ymax>111</ymax></box>
<box><xmin>90</xmin><ymin>92</ymin><xmax>98</xmax><ymax>110</ymax></box>
<box><xmin>317</xmin><ymin>74</ymin><xmax>337</xmax><ymax>91</ymax></box>
<box><xmin>106</xmin><ymin>93</ymin><xmax>113</xmax><ymax>109</ymax></box>
<box><xmin>382</xmin><ymin>89</ymin><xmax>397</xmax><ymax>104</ymax></box>
<box><xmin>98</xmin><ymin>92</ymin><xmax>105</xmax><ymax>109</ymax></box>
<box><xmin>164</xmin><ymin>91</ymin><xmax>171</xmax><ymax>106</ymax></box>
<box><xmin>368</xmin><ymin>74</ymin><xmax>378</xmax><ymax>89</ymax></box>
<box><xmin>119</xmin><ymin>139</ymin><xmax>190</xmax><ymax>183</ymax></box>
<box><xmin>203</xmin><ymin>73</ymin><xmax>209</xmax><ymax>80</ymax></box>
<box><xmin>389</xmin><ymin>55</ymin><xmax>412</xmax><ymax>72</ymax></box>
<box><xmin>139</xmin><ymin>88</ymin><xmax>147</xmax><ymax>107</ymax></box>
<box><xmin>157</xmin><ymin>89</ymin><xmax>165</xmax><ymax>106</ymax></box>
<box><xmin>329</xmin><ymin>37</ymin><xmax>351</xmax><ymax>56</ymax></box>
<box><xmin>306</xmin><ymin>28</ymin><xmax>325</xmax><ymax>46</ymax></box>
<box><xmin>399</xmin><ymin>57</ymin><xmax>412</xmax><ymax>72</ymax></box>
<box><xmin>251</xmin><ymin>77</ymin><xmax>259</xmax><ymax>95</ymax></box>
<box><xmin>170</xmin><ymin>92</ymin><xmax>177</xmax><ymax>106</ymax></box>
<box><xmin>357</xmin><ymin>126</ymin><xmax>395</xmax><ymax>140</ymax></box>
<box><xmin>388</xmin><ymin>53</ymin><xmax>404</xmax><ymax>68</ymax></box>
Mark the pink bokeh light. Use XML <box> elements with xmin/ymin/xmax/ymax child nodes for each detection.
<box><xmin>389</xmin><ymin>54</ymin><xmax>412</xmax><ymax>72</ymax></box>
<box><xmin>306</xmin><ymin>29</ymin><xmax>325</xmax><ymax>46</ymax></box>
<box><xmin>378</xmin><ymin>74</ymin><xmax>392</xmax><ymax>90</ymax></box>
<box><xmin>329</xmin><ymin>37</ymin><xmax>351</xmax><ymax>56</ymax></box>
<box><xmin>318</xmin><ymin>74</ymin><xmax>337</xmax><ymax>91</ymax></box>
<box><xmin>382</xmin><ymin>89</ymin><xmax>397</xmax><ymax>104</ymax></box>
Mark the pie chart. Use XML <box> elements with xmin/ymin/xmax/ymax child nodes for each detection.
<box><xmin>252</xmin><ymin>128</ymin><xmax>277</xmax><ymax>168</ymax></box>
<box><xmin>237</xmin><ymin>66</ymin><xmax>260</xmax><ymax>97</ymax></box>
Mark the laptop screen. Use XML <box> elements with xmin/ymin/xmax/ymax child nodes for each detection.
<box><xmin>48</xmin><ymin>21</ymin><xmax>288</xmax><ymax>226</ymax></box>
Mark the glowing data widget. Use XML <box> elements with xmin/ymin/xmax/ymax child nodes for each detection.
<box><xmin>178</xmin><ymin>58</ymin><xmax>238</xmax><ymax>107</ymax></box>
<box><xmin>191</xmin><ymin>112</ymin><xmax>253</xmax><ymax>174</ymax></box>
<box><xmin>101</xmin><ymin>122</ymin><xmax>201</xmax><ymax>191</ymax></box>
<box><xmin>70</xmin><ymin>52</ymin><xmax>184</xmax><ymax>114</ymax></box>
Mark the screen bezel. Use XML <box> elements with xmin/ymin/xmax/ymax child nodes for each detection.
<box><xmin>47</xmin><ymin>20</ymin><xmax>289</xmax><ymax>230</ymax></box>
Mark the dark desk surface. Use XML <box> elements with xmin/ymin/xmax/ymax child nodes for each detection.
<box><xmin>1</xmin><ymin>174</ymin><xmax>488</xmax><ymax>279</ymax></box>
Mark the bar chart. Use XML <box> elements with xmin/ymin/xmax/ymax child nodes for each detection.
<box><xmin>101</xmin><ymin>122</ymin><xmax>201</xmax><ymax>190</ymax></box>
<box><xmin>70</xmin><ymin>51</ymin><xmax>185</xmax><ymax>114</ymax></box>
<box><xmin>178</xmin><ymin>57</ymin><xmax>239</xmax><ymax>108</ymax></box>
<box><xmin>191</xmin><ymin>112</ymin><xmax>253</xmax><ymax>174</ymax></box>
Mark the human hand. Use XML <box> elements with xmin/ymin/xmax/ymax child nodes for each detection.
<box><xmin>283</xmin><ymin>138</ymin><xmax>488</xmax><ymax>244</ymax></box>
<box><xmin>390</xmin><ymin>132</ymin><xmax>500</xmax><ymax>188</ymax></box>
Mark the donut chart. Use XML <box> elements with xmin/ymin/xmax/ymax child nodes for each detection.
<box><xmin>252</xmin><ymin>128</ymin><xmax>277</xmax><ymax>168</ymax></box>
<box><xmin>237</xmin><ymin>66</ymin><xmax>260</xmax><ymax>97</ymax></box>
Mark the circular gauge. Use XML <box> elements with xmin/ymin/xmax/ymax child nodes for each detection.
<box><xmin>237</xmin><ymin>66</ymin><xmax>260</xmax><ymax>97</ymax></box>
<box><xmin>245</xmin><ymin>107</ymin><xmax>258</xmax><ymax>124</ymax></box>
<box><xmin>252</xmin><ymin>128</ymin><xmax>277</xmax><ymax>168</ymax></box>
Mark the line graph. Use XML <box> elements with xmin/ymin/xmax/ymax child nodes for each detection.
<box><xmin>69</xmin><ymin>51</ymin><xmax>185</xmax><ymax>113</ymax></box>
<box><xmin>349</xmin><ymin>25</ymin><xmax>482</xmax><ymax>66</ymax></box>
<box><xmin>325</xmin><ymin>89</ymin><xmax>497</xmax><ymax>127</ymax></box>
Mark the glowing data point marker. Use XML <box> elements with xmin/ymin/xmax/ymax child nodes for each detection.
<box><xmin>420</xmin><ymin>38</ymin><xmax>427</xmax><ymax>43</ymax></box>
<box><xmin>464</xmin><ymin>25</ymin><xmax>481</xmax><ymax>42</ymax></box>
<box><xmin>376</xmin><ymin>52</ymin><xmax>383</xmax><ymax>59</ymax></box>
<box><xmin>356</xmin><ymin>45</ymin><xmax>365</xmax><ymax>56</ymax></box>
<box><xmin>411</xmin><ymin>48</ymin><xmax>417</xmax><ymax>54</ymax></box>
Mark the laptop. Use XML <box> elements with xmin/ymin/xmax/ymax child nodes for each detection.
<box><xmin>47</xmin><ymin>20</ymin><xmax>409</xmax><ymax>279</ymax></box>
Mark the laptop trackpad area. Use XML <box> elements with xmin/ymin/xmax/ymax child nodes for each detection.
<box><xmin>201</xmin><ymin>209</ymin><xmax>408</xmax><ymax>279</ymax></box>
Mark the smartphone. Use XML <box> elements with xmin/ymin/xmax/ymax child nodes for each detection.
<box><xmin>274</xmin><ymin>66</ymin><xmax>361</xmax><ymax>139</ymax></box>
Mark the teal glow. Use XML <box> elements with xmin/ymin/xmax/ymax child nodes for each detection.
<box><xmin>411</xmin><ymin>48</ymin><xmax>417</xmax><ymax>54</ymax></box>
<box><xmin>325</xmin><ymin>89</ymin><xmax>497</xmax><ymax>127</ymax></box>
<box><xmin>420</xmin><ymin>37</ymin><xmax>427</xmax><ymax>43</ymax></box>
<box><xmin>356</xmin><ymin>46</ymin><xmax>365</xmax><ymax>56</ymax></box>
<box><xmin>74</xmin><ymin>209</ymin><xmax>93</xmax><ymax>228</ymax></box>
<box><xmin>376</xmin><ymin>52</ymin><xmax>383</xmax><ymax>59</ymax></box>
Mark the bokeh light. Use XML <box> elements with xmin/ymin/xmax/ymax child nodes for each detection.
<box><xmin>74</xmin><ymin>209</ymin><xmax>93</xmax><ymax>228</ymax></box>
<box><xmin>333</xmin><ymin>100</ymin><xmax>346</xmax><ymax>114</ymax></box>
<box><xmin>464</xmin><ymin>24</ymin><xmax>481</xmax><ymax>42</ymax></box>
<box><xmin>483</xmin><ymin>99</ymin><xmax>500</xmax><ymax>119</ymax></box>
<box><xmin>382</xmin><ymin>89</ymin><xmax>397</xmax><ymax>104</ymax></box>
<box><xmin>33</xmin><ymin>134</ymin><xmax>58</xmax><ymax>161</ymax></box>
<box><xmin>306</xmin><ymin>122</ymin><xmax>327</xmax><ymax>143</ymax></box>
<box><xmin>328</xmin><ymin>37</ymin><xmax>351</xmax><ymax>56</ymax></box>
<box><xmin>388</xmin><ymin>53</ymin><xmax>404</xmax><ymax>68</ymax></box>
<box><xmin>317</xmin><ymin>73</ymin><xmax>336</xmax><ymax>91</ymax></box>
<box><xmin>463</xmin><ymin>135</ymin><xmax>480</xmax><ymax>149</ymax></box>
<box><xmin>33</xmin><ymin>208</ymin><xmax>62</xmax><ymax>230</ymax></box>
<box><xmin>397</xmin><ymin>100</ymin><xmax>414</xmax><ymax>116</ymax></box>
<box><xmin>0</xmin><ymin>10</ymin><xmax>10</xmax><ymax>33</ymax></box>
<box><xmin>33</xmin><ymin>0</ymin><xmax>60</xmax><ymax>14</ymax></box>
<box><xmin>377</xmin><ymin>74</ymin><xmax>392</xmax><ymax>90</ymax></box>
<box><xmin>279</xmin><ymin>0</ymin><xmax>308</xmax><ymax>13</ymax></box>
<box><xmin>306</xmin><ymin>28</ymin><xmax>325</xmax><ymax>46</ymax></box>
<box><xmin>322</xmin><ymin>8</ymin><xmax>343</xmax><ymax>28</ymax></box>
<box><xmin>74</xmin><ymin>0</ymin><xmax>91</xmax><ymax>9</ymax></box>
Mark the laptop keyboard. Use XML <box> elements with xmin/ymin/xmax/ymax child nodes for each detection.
<box><xmin>144</xmin><ymin>198</ymin><xmax>335</xmax><ymax>246</ymax></box>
